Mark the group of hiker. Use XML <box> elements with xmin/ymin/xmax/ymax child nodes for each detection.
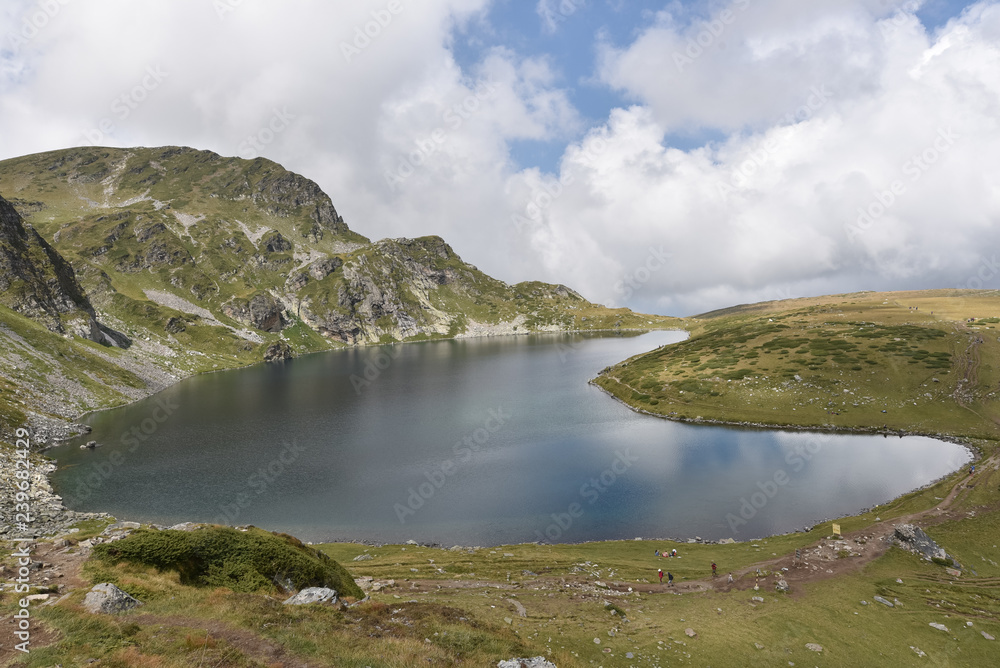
<box><xmin>656</xmin><ymin>551</ymin><xmax>732</xmax><ymax>586</ymax></box>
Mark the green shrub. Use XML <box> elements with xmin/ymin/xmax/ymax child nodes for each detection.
<box><xmin>92</xmin><ymin>526</ymin><xmax>363</xmax><ymax>597</ymax></box>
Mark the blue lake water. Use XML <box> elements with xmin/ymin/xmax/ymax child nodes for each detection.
<box><xmin>51</xmin><ymin>331</ymin><xmax>971</xmax><ymax>545</ymax></box>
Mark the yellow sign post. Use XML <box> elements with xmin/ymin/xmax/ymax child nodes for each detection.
<box><xmin>832</xmin><ymin>523</ymin><xmax>841</xmax><ymax>537</ymax></box>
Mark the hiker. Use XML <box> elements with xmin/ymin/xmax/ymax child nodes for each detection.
<box><xmin>667</xmin><ymin>572</ymin><xmax>674</xmax><ymax>587</ymax></box>
<box><xmin>970</xmin><ymin>464</ymin><xmax>976</xmax><ymax>476</ymax></box>
<box><xmin>658</xmin><ymin>568</ymin><xmax>663</xmax><ymax>584</ymax></box>
<box><xmin>728</xmin><ymin>573</ymin><xmax>734</xmax><ymax>584</ymax></box>
<box><xmin>711</xmin><ymin>562</ymin><xmax>717</xmax><ymax>577</ymax></box>
<box><xmin>671</xmin><ymin>548</ymin><xmax>678</xmax><ymax>557</ymax></box>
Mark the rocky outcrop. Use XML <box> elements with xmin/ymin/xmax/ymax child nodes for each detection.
<box><xmin>309</xmin><ymin>257</ymin><xmax>343</xmax><ymax>281</ymax></box>
<box><xmin>261</xmin><ymin>231</ymin><xmax>292</xmax><ymax>254</ymax></box>
<box><xmin>222</xmin><ymin>293</ymin><xmax>287</xmax><ymax>333</ymax></box>
<box><xmin>0</xmin><ymin>194</ymin><xmax>129</xmax><ymax>347</ymax></box>
<box><xmin>893</xmin><ymin>524</ymin><xmax>952</xmax><ymax>564</ymax></box>
<box><xmin>264</xmin><ymin>341</ymin><xmax>292</xmax><ymax>362</ymax></box>
<box><xmin>83</xmin><ymin>583</ymin><xmax>142</xmax><ymax>614</ymax></box>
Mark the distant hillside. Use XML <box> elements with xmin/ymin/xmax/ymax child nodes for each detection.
<box><xmin>0</xmin><ymin>147</ymin><xmax>677</xmax><ymax>359</ymax></box>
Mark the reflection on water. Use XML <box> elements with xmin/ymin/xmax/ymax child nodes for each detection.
<box><xmin>51</xmin><ymin>331</ymin><xmax>971</xmax><ymax>545</ymax></box>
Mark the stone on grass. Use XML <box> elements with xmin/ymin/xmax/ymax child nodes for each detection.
<box><xmin>806</xmin><ymin>643</ymin><xmax>823</xmax><ymax>653</ymax></box>
<box><xmin>874</xmin><ymin>596</ymin><xmax>894</xmax><ymax>608</ymax></box>
<box><xmin>283</xmin><ymin>587</ymin><xmax>338</xmax><ymax>606</ymax></box>
<box><xmin>497</xmin><ymin>658</ymin><xmax>557</xmax><ymax>668</ymax></box>
<box><xmin>983</xmin><ymin>631</ymin><xmax>995</xmax><ymax>641</ymax></box>
<box><xmin>775</xmin><ymin>579</ymin><xmax>790</xmax><ymax>593</ymax></box>
<box><xmin>685</xmin><ymin>628</ymin><xmax>697</xmax><ymax>638</ymax></box>
<box><xmin>83</xmin><ymin>583</ymin><xmax>142</xmax><ymax>614</ymax></box>
<box><xmin>929</xmin><ymin>622</ymin><xmax>949</xmax><ymax>632</ymax></box>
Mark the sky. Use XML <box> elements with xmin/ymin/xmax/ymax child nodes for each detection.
<box><xmin>0</xmin><ymin>0</ymin><xmax>997</xmax><ymax>317</ymax></box>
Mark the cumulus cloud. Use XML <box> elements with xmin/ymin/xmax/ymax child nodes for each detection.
<box><xmin>1</xmin><ymin>0</ymin><xmax>998</xmax><ymax>316</ymax></box>
<box><xmin>509</xmin><ymin>0</ymin><xmax>1000</xmax><ymax>314</ymax></box>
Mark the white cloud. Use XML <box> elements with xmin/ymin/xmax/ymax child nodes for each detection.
<box><xmin>1</xmin><ymin>0</ymin><xmax>999</xmax><ymax>317</ymax></box>
<box><xmin>506</xmin><ymin>0</ymin><xmax>1000</xmax><ymax>314</ymax></box>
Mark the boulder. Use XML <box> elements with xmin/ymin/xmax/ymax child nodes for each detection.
<box><xmin>497</xmin><ymin>658</ymin><xmax>557</xmax><ymax>668</ymax></box>
<box><xmin>894</xmin><ymin>524</ymin><xmax>950</xmax><ymax>563</ymax></box>
<box><xmin>806</xmin><ymin>643</ymin><xmax>823</xmax><ymax>653</ymax></box>
<box><xmin>775</xmin><ymin>579</ymin><xmax>790</xmax><ymax>593</ymax></box>
<box><xmin>874</xmin><ymin>596</ymin><xmax>894</xmax><ymax>608</ymax></box>
<box><xmin>83</xmin><ymin>583</ymin><xmax>142</xmax><ymax>614</ymax></box>
<box><xmin>283</xmin><ymin>587</ymin><xmax>338</xmax><ymax>606</ymax></box>
<box><xmin>929</xmin><ymin>622</ymin><xmax>949</xmax><ymax>632</ymax></box>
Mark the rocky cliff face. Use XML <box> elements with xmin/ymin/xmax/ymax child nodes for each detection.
<box><xmin>0</xmin><ymin>195</ymin><xmax>128</xmax><ymax>346</ymax></box>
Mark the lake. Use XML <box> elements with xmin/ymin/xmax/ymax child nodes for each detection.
<box><xmin>51</xmin><ymin>331</ymin><xmax>971</xmax><ymax>546</ymax></box>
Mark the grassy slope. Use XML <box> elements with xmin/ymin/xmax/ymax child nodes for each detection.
<box><xmin>595</xmin><ymin>289</ymin><xmax>1000</xmax><ymax>440</ymax></box>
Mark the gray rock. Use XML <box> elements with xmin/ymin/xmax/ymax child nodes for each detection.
<box><xmin>894</xmin><ymin>524</ymin><xmax>951</xmax><ymax>563</ymax></box>
<box><xmin>983</xmin><ymin>631</ymin><xmax>995</xmax><ymax>641</ymax></box>
<box><xmin>283</xmin><ymin>587</ymin><xmax>338</xmax><ymax>606</ymax></box>
<box><xmin>352</xmin><ymin>553</ymin><xmax>373</xmax><ymax>561</ymax></box>
<box><xmin>874</xmin><ymin>596</ymin><xmax>894</xmax><ymax>607</ymax></box>
<box><xmin>496</xmin><ymin>658</ymin><xmax>557</xmax><ymax>668</ymax></box>
<box><xmin>685</xmin><ymin>628</ymin><xmax>697</xmax><ymax>638</ymax></box>
<box><xmin>806</xmin><ymin>643</ymin><xmax>823</xmax><ymax>652</ymax></box>
<box><xmin>167</xmin><ymin>522</ymin><xmax>201</xmax><ymax>531</ymax></box>
<box><xmin>775</xmin><ymin>579</ymin><xmax>790</xmax><ymax>593</ymax></box>
<box><xmin>83</xmin><ymin>583</ymin><xmax>142</xmax><ymax>614</ymax></box>
<box><xmin>309</xmin><ymin>257</ymin><xmax>343</xmax><ymax>281</ymax></box>
<box><xmin>264</xmin><ymin>341</ymin><xmax>292</xmax><ymax>363</ymax></box>
<box><xmin>164</xmin><ymin>316</ymin><xmax>186</xmax><ymax>334</ymax></box>
<box><xmin>929</xmin><ymin>622</ymin><xmax>949</xmax><ymax>632</ymax></box>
